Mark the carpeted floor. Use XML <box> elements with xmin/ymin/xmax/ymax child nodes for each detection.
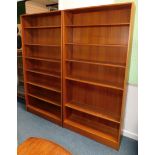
<box><xmin>17</xmin><ymin>101</ymin><xmax>138</xmax><ymax>155</ymax></box>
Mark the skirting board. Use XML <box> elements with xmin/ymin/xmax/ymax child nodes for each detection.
<box><xmin>123</xmin><ymin>129</ymin><xmax>138</xmax><ymax>140</ymax></box>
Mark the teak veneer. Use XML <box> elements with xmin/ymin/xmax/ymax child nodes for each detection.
<box><xmin>21</xmin><ymin>10</ymin><xmax>63</xmax><ymax>126</ymax></box>
<box><xmin>21</xmin><ymin>2</ymin><xmax>135</xmax><ymax>150</ymax></box>
<box><xmin>62</xmin><ymin>2</ymin><xmax>135</xmax><ymax>150</ymax></box>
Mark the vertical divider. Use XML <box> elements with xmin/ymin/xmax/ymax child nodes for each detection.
<box><xmin>62</xmin><ymin>10</ymin><xmax>67</xmax><ymax>124</ymax></box>
<box><xmin>61</xmin><ymin>10</ymin><xmax>64</xmax><ymax>127</ymax></box>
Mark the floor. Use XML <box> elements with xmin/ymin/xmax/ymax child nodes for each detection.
<box><xmin>17</xmin><ymin>100</ymin><xmax>138</xmax><ymax>155</ymax></box>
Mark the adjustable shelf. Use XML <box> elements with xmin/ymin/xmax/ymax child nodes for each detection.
<box><xmin>66</xmin><ymin>77</ymin><xmax>124</xmax><ymax>91</ymax></box>
<box><xmin>65</xmin><ymin>43</ymin><xmax>128</xmax><ymax>47</ymax></box>
<box><xmin>27</xmin><ymin>83</ymin><xmax>61</xmax><ymax>106</ymax></box>
<box><xmin>24</xmin><ymin>26</ymin><xmax>61</xmax><ymax>29</ymax></box>
<box><xmin>27</xmin><ymin>104</ymin><xmax>60</xmax><ymax>121</ymax></box>
<box><xmin>26</xmin><ymin>56</ymin><xmax>60</xmax><ymax>63</ymax></box>
<box><xmin>26</xmin><ymin>69</ymin><xmax>61</xmax><ymax>79</ymax></box>
<box><xmin>65</xmin><ymin>102</ymin><xmax>120</xmax><ymax>123</ymax></box>
<box><xmin>64</xmin><ymin>119</ymin><xmax>118</xmax><ymax>144</ymax></box>
<box><xmin>65</xmin><ymin>59</ymin><xmax>126</xmax><ymax>68</ymax></box>
<box><xmin>65</xmin><ymin>23</ymin><xmax>130</xmax><ymax>27</ymax></box>
<box><xmin>27</xmin><ymin>82</ymin><xmax>61</xmax><ymax>93</ymax></box>
<box><xmin>64</xmin><ymin>108</ymin><xmax>119</xmax><ymax>146</ymax></box>
<box><xmin>27</xmin><ymin>103</ymin><xmax>61</xmax><ymax>125</ymax></box>
<box><xmin>21</xmin><ymin>10</ymin><xmax>62</xmax><ymax>126</ymax></box>
<box><xmin>28</xmin><ymin>93</ymin><xmax>61</xmax><ymax>107</ymax></box>
<box><xmin>63</xmin><ymin>2</ymin><xmax>135</xmax><ymax>149</ymax></box>
<box><xmin>25</xmin><ymin>43</ymin><xmax>60</xmax><ymax>47</ymax></box>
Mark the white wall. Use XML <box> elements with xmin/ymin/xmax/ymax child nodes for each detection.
<box><xmin>59</xmin><ymin>0</ymin><xmax>114</xmax><ymax>10</ymax></box>
<box><xmin>123</xmin><ymin>85</ymin><xmax>138</xmax><ymax>140</ymax></box>
<box><xmin>59</xmin><ymin>0</ymin><xmax>138</xmax><ymax>140</ymax></box>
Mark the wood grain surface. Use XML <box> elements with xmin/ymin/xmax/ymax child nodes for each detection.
<box><xmin>18</xmin><ymin>137</ymin><xmax>72</xmax><ymax>155</ymax></box>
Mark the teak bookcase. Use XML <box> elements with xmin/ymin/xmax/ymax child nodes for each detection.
<box><xmin>21</xmin><ymin>11</ymin><xmax>63</xmax><ymax>126</ymax></box>
<box><xmin>21</xmin><ymin>2</ymin><xmax>135</xmax><ymax>150</ymax></box>
<box><xmin>63</xmin><ymin>2</ymin><xmax>135</xmax><ymax>149</ymax></box>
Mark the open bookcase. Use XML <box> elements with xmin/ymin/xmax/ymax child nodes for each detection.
<box><xmin>21</xmin><ymin>2</ymin><xmax>135</xmax><ymax>150</ymax></box>
<box><xmin>21</xmin><ymin>11</ymin><xmax>62</xmax><ymax>126</ymax></box>
<box><xmin>62</xmin><ymin>3</ymin><xmax>135</xmax><ymax>149</ymax></box>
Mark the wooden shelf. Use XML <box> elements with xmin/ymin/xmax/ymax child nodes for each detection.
<box><xmin>21</xmin><ymin>3</ymin><xmax>134</xmax><ymax>149</ymax></box>
<box><xmin>66</xmin><ymin>77</ymin><xmax>123</xmax><ymax>91</ymax></box>
<box><xmin>65</xmin><ymin>43</ymin><xmax>128</xmax><ymax>47</ymax></box>
<box><xmin>64</xmin><ymin>119</ymin><xmax>118</xmax><ymax>143</ymax></box>
<box><xmin>65</xmin><ymin>59</ymin><xmax>126</xmax><ymax>69</ymax></box>
<box><xmin>27</xmin><ymin>81</ymin><xmax>61</xmax><ymax>93</ymax></box>
<box><xmin>27</xmin><ymin>105</ymin><xmax>60</xmax><ymax>122</ymax></box>
<box><xmin>22</xmin><ymin>10</ymin><xmax>62</xmax><ymax>126</ymax></box>
<box><xmin>24</xmin><ymin>26</ymin><xmax>61</xmax><ymax>29</ymax></box>
<box><xmin>26</xmin><ymin>69</ymin><xmax>61</xmax><ymax>78</ymax></box>
<box><xmin>65</xmin><ymin>102</ymin><xmax>120</xmax><ymax>124</ymax></box>
<box><xmin>25</xmin><ymin>43</ymin><xmax>60</xmax><ymax>47</ymax></box>
<box><xmin>26</xmin><ymin>57</ymin><xmax>61</xmax><ymax>63</ymax></box>
<box><xmin>63</xmin><ymin>3</ymin><xmax>134</xmax><ymax>149</ymax></box>
<box><xmin>65</xmin><ymin>23</ymin><xmax>130</xmax><ymax>27</ymax></box>
<box><xmin>28</xmin><ymin>93</ymin><xmax>60</xmax><ymax>107</ymax></box>
<box><xmin>26</xmin><ymin>68</ymin><xmax>60</xmax><ymax>77</ymax></box>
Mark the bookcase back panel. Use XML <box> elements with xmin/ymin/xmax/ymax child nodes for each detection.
<box><xmin>27</xmin><ymin>84</ymin><xmax>61</xmax><ymax>105</ymax></box>
<box><xmin>23</xmin><ymin>14</ymin><xmax>61</xmax><ymax>27</ymax></box>
<box><xmin>26</xmin><ymin>60</ymin><xmax>61</xmax><ymax>75</ymax></box>
<box><xmin>66</xmin><ymin>45</ymin><xmax>127</xmax><ymax>65</ymax></box>
<box><xmin>64</xmin><ymin>28</ymin><xmax>73</xmax><ymax>43</ymax></box>
<box><xmin>72</xmin><ymin>26</ymin><xmax>129</xmax><ymax>45</ymax></box>
<box><xmin>25</xmin><ymin>46</ymin><xmax>61</xmax><ymax>60</ymax></box>
<box><xmin>66</xmin><ymin>108</ymin><xmax>119</xmax><ymax>140</ymax></box>
<box><xmin>65</xmin><ymin>5</ymin><xmax>131</xmax><ymax>25</ymax></box>
<box><xmin>27</xmin><ymin>72</ymin><xmax>61</xmax><ymax>90</ymax></box>
<box><xmin>28</xmin><ymin>96</ymin><xmax>61</xmax><ymax>117</ymax></box>
<box><xmin>24</xmin><ymin>29</ymin><xmax>61</xmax><ymax>45</ymax></box>
<box><xmin>66</xmin><ymin>81</ymin><xmax>122</xmax><ymax>121</ymax></box>
<box><xmin>67</xmin><ymin>62</ymin><xmax>125</xmax><ymax>88</ymax></box>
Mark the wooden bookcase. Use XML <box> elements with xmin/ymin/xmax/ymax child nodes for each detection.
<box><xmin>21</xmin><ymin>2</ymin><xmax>135</xmax><ymax>150</ymax></box>
<box><xmin>21</xmin><ymin>11</ymin><xmax>63</xmax><ymax>126</ymax></box>
<box><xmin>63</xmin><ymin>3</ymin><xmax>135</xmax><ymax>149</ymax></box>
